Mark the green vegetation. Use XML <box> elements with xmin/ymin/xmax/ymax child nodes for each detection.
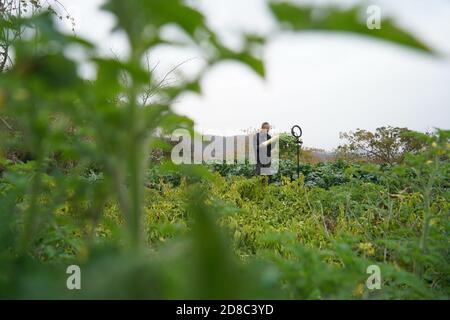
<box><xmin>0</xmin><ymin>1</ymin><xmax>448</xmax><ymax>299</ymax></box>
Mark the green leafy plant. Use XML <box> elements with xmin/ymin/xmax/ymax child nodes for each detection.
<box><xmin>0</xmin><ymin>0</ymin><xmax>447</xmax><ymax>300</ymax></box>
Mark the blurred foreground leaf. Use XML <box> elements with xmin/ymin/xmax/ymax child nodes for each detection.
<box><xmin>270</xmin><ymin>2</ymin><xmax>433</xmax><ymax>53</ymax></box>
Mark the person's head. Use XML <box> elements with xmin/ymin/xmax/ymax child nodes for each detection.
<box><xmin>261</xmin><ymin>122</ymin><xmax>270</xmax><ymax>133</ymax></box>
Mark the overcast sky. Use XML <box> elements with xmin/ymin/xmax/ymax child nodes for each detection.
<box><xmin>58</xmin><ymin>0</ymin><xmax>450</xmax><ymax>150</ymax></box>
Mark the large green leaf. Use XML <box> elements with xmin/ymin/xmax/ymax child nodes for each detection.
<box><xmin>270</xmin><ymin>2</ymin><xmax>433</xmax><ymax>53</ymax></box>
<box><xmin>101</xmin><ymin>0</ymin><xmax>209</xmax><ymax>51</ymax></box>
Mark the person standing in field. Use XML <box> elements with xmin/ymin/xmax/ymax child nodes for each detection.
<box><xmin>255</xmin><ymin>122</ymin><xmax>278</xmax><ymax>177</ymax></box>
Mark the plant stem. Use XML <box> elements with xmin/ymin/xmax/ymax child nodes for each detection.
<box><xmin>418</xmin><ymin>155</ymin><xmax>438</xmax><ymax>275</ymax></box>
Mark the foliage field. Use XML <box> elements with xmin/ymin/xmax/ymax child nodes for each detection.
<box><xmin>0</xmin><ymin>0</ymin><xmax>448</xmax><ymax>299</ymax></box>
